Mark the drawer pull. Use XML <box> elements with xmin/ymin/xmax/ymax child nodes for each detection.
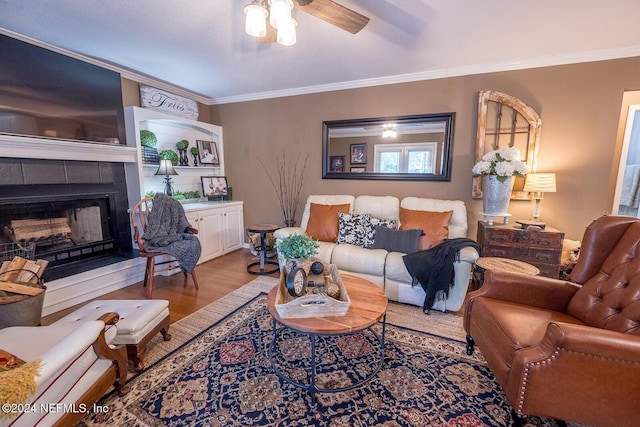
<box><xmin>535</xmin><ymin>254</ymin><xmax>552</xmax><ymax>261</ymax></box>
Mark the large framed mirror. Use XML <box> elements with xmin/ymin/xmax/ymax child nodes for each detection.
<box><xmin>322</xmin><ymin>113</ymin><xmax>455</xmax><ymax>181</ymax></box>
<box><xmin>472</xmin><ymin>91</ymin><xmax>541</xmax><ymax>199</ymax></box>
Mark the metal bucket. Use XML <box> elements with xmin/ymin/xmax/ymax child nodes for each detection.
<box><xmin>482</xmin><ymin>175</ymin><xmax>514</xmax><ymax>214</ymax></box>
<box><xmin>0</xmin><ymin>281</ymin><xmax>46</xmax><ymax>329</ymax></box>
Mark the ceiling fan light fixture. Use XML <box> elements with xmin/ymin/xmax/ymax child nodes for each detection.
<box><xmin>277</xmin><ymin>16</ymin><xmax>297</xmax><ymax>46</ymax></box>
<box><xmin>269</xmin><ymin>0</ymin><xmax>292</xmax><ymax>30</ymax></box>
<box><xmin>382</xmin><ymin>123</ymin><xmax>398</xmax><ymax>138</ymax></box>
<box><xmin>244</xmin><ymin>1</ymin><xmax>268</xmax><ymax>38</ymax></box>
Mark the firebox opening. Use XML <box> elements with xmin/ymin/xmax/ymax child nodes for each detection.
<box><xmin>0</xmin><ymin>192</ymin><xmax>136</xmax><ymax>281</ymax></box>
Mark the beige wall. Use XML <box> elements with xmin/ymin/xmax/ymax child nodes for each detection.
<box><xmin>122</xmin><ymin>57</ymin><xmax>640</xmax><ymax>241</ymax></box>
<box><xmin>211</xmin><ymin>57</ymin><xmax>640</xmax><ymax>241</ymax></box>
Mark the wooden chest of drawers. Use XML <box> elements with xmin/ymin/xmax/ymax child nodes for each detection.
<box><xmin>477</xmin><ymin>221</ymin><xmax>565</xmax><ymax>278</ymax></box>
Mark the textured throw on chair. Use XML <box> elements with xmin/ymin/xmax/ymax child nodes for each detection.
<box><xmin>143</xmin><ymin>193</ymin><xmax>201</xmax><ymax>273</ymax></box>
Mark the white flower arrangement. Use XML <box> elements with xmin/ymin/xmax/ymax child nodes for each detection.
<box><xmin>472</xmin><ymin>146</ymin><xmax>528</xmax><ymax>183</ymax></box>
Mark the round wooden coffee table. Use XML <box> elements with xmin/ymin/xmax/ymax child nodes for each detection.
<box><xmin>266</xmin><ymin>274</ymin><xmax>388</xmax><ymax>399</ymax></box>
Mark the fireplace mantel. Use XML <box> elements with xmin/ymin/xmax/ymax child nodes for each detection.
<box><xmin>0</xmin><ymin>134</ymin><xmax>138</xmax><ymax>163</ymax></box>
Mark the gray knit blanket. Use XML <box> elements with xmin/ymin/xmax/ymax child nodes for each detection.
<box><xmin>142</xmin><ymin>193</ymin><xmax>201</xmax><ymax>274</ymax></box>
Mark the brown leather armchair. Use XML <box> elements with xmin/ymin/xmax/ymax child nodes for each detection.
<box><xmin>464</xmin><ymin>216</ymin><xmax>640</xmax><ymax>427</ymax></box>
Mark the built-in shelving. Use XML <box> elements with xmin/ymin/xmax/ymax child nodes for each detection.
<box><xmin>124</xmin><ymin>106</ymin><xmax>225</xmax><ymax>206</ymax></box>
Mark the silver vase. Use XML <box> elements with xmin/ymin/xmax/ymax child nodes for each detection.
<box><xmin>482</xmin><ymin>175</ymin><xmax>514</xmax><ymax>214</ymax></box>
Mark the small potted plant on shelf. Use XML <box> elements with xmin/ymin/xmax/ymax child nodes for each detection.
<box><xmin>275</xmin><ymin>233</ymin><xmax>319</xmax><ymax>275</ymax></box>
<box><xmin>190</xmin><ymin>146</ymin><xmax>199</xmax><ymax>166</ymax></box>
<box><xmin>176</xmin><ymin>139</ymin><xmax>190</xmax><ymax>166</ymax></box>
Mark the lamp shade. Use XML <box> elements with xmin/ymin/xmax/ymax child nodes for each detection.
<box><xmin>269</xmin><ymin>0</ymin><xmax>292</xmax><ymax>29</ymax></box>
<box><xmin>244</xmin><ymin>1</ymin><xmax>268</xmax><ymax>37</ymax></box>
<box><xmin>523</xmin><ymin>173</ymin><xmax>556</xmax><ymax>193</ymax></box>
<box><xmin>155</xmin><ymin>159</ymin><xmax>178</xmax><ymax>176</ymax></box>
<box><xmin>277</xmin><ymin>16</ymin><xmax>296</xmax><ymax>45</ymax></box>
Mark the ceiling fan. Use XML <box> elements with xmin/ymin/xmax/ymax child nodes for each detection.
<box><xmin>244</xmin><ymin>0</ymin><xmax>370</xmax><ymax>46</ymax></box>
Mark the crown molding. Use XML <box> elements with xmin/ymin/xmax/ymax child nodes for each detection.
<box><xmin>210</xmin><ymin>45</ymin><xmax>640</xmax><ymax>105</ymax></box>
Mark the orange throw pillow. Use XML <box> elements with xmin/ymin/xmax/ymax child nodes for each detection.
<box><xmin>306</xmin><ymin>203</ymin><xmax>351</xmax><ymax>242</ymax></box>
<box><xmin>399</xmin><ymin>208</ymin><xmax>453</xmax><ymax>250</ymax></box>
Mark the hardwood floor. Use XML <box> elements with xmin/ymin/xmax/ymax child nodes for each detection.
<box><xmin>41</xmin><ymin>249</ymin><xmax>280</xmax><ymax>325</ymax></box>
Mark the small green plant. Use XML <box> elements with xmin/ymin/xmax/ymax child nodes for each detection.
<box><xmin>190</xmin><ymin>146</ymin><xmax>199</xmax><ymax>155</ymax></box>
<box><xmin>172</xmin><ymin>190</ymin><xmax>201</xmax><ymax>200</ymax></box>
<box><xmin>158</xmin><ymin>149</ymin><xmax>179</xmax><ymax>166</ymax></box>
<box><xmin>140</xmin><ymin>130</ymin><xmax>157</xmax><ymax>147</ymax></box>
<box><xmin>145</xmin><ymin>191</ymin><xmax>157</xmax><ymax>198</ymax></box>
<box><xmin>275</xmin><ymin>234</ymin><xmax>319</xmax><ymax>260</ymax></box>
<box><xmin>176</xmin><ymin>139</ymin><xmax>189</xmax><ymax>150</ymax></box>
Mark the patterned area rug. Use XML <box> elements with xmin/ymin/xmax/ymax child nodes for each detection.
<box><xmin>79</xmin><ymin>277</ymin><xmax>562</xmax><ymax>427</ymax></box>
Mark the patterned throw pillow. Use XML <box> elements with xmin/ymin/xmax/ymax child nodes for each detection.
<box><xmin>363</xmin><ymin>216</ymin><xmax>398</xmax><ymax>248</ymax></box>
<box><xmin>337</xmin><ymin>212</ymin><xmax>370</xmax><ymax>246</ymax></box>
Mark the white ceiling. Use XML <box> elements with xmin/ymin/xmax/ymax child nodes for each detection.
<box><xmin>2</xmin><ymin>0</ymin><xmax>640</xmax><ymax>105</ymax></box>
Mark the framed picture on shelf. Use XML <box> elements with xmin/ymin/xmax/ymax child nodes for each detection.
<box><xmin>196</xmin><ymin>140</ymin><xmax>220</xmax><ymax>166</ymax></box>
<box><xmin>350</xmin><ymin>166</ymin><xmax>366</xmax><ymax>173</ymax></box>
<box><xmin>201</xmin><ymin>176</ymin><xmax>228</xmax><ymax>197</ymax></box>
<box><xmin>329</xmin><ymin>156</ymin><xmax>344</xmax><ymax>172</ymax></box>
<box><xmin>350</xmin><ymin>143</ymin><xmax>367</xmax><ymax>164</ymax></box>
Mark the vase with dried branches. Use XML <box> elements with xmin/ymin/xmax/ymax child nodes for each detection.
<box><xmin>259</xmin><ymin>152</ymin><xmax>309</xmax><ymax>227</ymax></box>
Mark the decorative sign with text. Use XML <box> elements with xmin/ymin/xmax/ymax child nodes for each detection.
<box><xmin>139</xmin><ymin>85</ymin><xmax>199</xmax><ymax>121</ymax></box>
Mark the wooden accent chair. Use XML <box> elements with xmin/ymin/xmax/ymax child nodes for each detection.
<box><xmin>130</xmin><ymin>197</ymin><xmax>199</xmax><ymax>298</ymax></box>
<box><xmin>464</xmin><ymin>215</ymin><xmax>640</xmax><ymax>427</ymax></box>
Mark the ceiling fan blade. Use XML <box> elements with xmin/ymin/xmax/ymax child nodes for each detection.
<box><xmin>257</xmin><ymin>22</ymin><xmax>277</xmax><ymax>44</ymax></box>
<box><xmin>295</xmin><ymin>0</ymin><xmax>369</xmax><ymax>34</ymax></box>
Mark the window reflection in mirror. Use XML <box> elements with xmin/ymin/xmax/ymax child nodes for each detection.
<box><xmin>322</xmin><ymin>113</ymin><xmax>455</xmax><ymax>181</ymax></box>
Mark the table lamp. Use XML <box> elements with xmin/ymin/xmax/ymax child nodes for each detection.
<box><xmin>522</xmin><ymin>173</ymin><xmax>556</xmax><ymax>223</ymax></box>
<box><xmin>155</xmin><ymin>159</ymin><xmax>178</xmax><ymax>196</ymax></box>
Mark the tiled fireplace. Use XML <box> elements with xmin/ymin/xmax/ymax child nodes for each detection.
<box><xmin>0</xmin><ymin>136</ymin><xmax>143</xmax><ymax>315</ymax></box>
<box><xmin>0</xmin><ymin>162</ymin><xmax>134</xmax><ymax>281</ymax></box>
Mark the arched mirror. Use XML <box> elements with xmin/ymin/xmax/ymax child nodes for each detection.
<box><xmin>322</xmin><ymin>113</ymin><xmax>455</xmax><ymax>181</ymax></box>
<box><xmin>472</xmin><ymin>91</ymin><xmax>541</xmax><ymax>199</ymax></box>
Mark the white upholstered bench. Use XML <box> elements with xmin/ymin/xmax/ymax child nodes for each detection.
<box><xmin>54</xmin><ymin>299</ymin><xmax>171</xmax><ymax>372</ymax></box>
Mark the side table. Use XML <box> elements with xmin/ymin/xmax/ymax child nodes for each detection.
<box><xmin>472</xmin><ymin>256</ymin><xmax>540</xmax><ymax>288</ymax></box>
<box><xmin>476</xmin><ymin>221</ymin><xmax>564</xmax><ymax>278</ymax></box>
<box><xmin>246</xmin><ymin>224</ymin><xmax>280</xmax><ymax>275</ymax></box>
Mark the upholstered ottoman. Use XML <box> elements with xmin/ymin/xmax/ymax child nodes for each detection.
<box><xmin>54</xmin><ymin>299</ymin><xmax>171</xmax><ymax>372</ymax></box>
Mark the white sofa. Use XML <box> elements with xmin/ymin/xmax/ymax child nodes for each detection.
<box><xmin>274</xmin><ymin>195</ymin><xmax>479</xmax><ymax>312</ymax></box>
<box><xmin>0</xmin><ymin>313</ymin><xmax>127</xmax><ymax>427</ymax></box>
